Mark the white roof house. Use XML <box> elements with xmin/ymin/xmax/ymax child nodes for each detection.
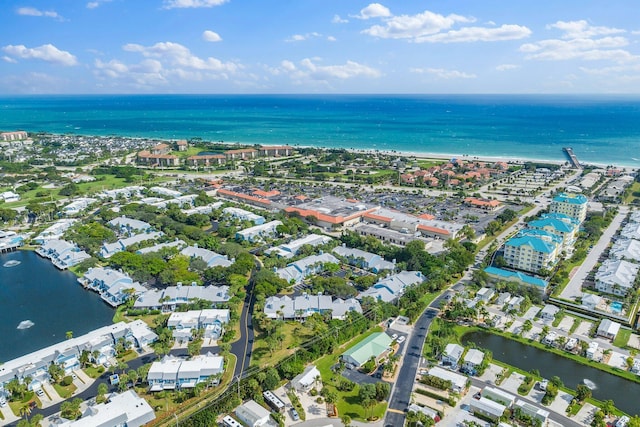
<box><xmin>275</xmin><ymin>253</ymin><xmax>339</xmax><ymax>285</ymax></box>
<box><xmin>235</xmin><ymin>400</ymin><xmax>271</xmax><ymax>427</ymax></box>
<box><xmin>482</xmin><ymin>386</ymin><xmax>516</xmax><ymax>407</ymax></box>
<box><xmin>148</xmin><ymin>353</ymin><xmax>224</xmax><ymax>391</ymax></box>
<box><xmin>56</xmin><ymin>390</ymin><xmax>155</xmax><ymax>427</ymax></box>
<box><xmin>236</xmin><ymin>220</ymin><xmax>282</xmax><ymax>242</ymax></box>
<box><xmin>149</xmin><ymin>186</ymin><xmax>182</xmax><ymax>198</ymax></box>
<box><xmin>597</xmin><ymin>319</ymin><xmax>621</xmax><ymax>340</ymax></box>
<box><xmin>462</xmin><ymin>349</ymin><xmax>485</xmax><ymax>371</ymax></box>
<box><xmin>223</xmin><ymin>207</ymin><xmax>265</xmax><ymax>225</ymax></box>
<box><xmin>442</xmin><ymin>343</ymin><xmax>464</xmax><ymax>367</ymax></box>
<box><xmin>267</xmin><ymin>234</ymin><xmax>333</xmax><ymax>258</ymax></box>
<box><xmin>36</xmin><ymin>239</ymin><xmax>91</xmax><ymax>270</ymax></box>
<box><xmin>100</xmin><ymin>231</ymin><xmax>163</xmax><ymax>258</ymax></box>
<box><xmin>107</xmin><ymin>216</ymin><xmax>152</xmax><ymax>233</ymax></box>
<box><xmin>358</xmin><ymin>271</ymin><xmax>424</xmax><ymax>302</ymax></box>
<box><xmin>181</xmin><ymin>246</ymin><xmax>232</xmax><ymax>268</ymax></box>
<box><xmin>426</xmin><ymin>366</ymin><xmax>467</xmax><ymax>393</ymax></box>
<box><xmin>539</xmin><ymin>304</ymin><xmax>560</xmax><ymax>322</ymax></box>
<box><xmin>264</xmin><ymin>294</ymin><xmax>361</xmax><ymax>320</ymax></box>
<box><xmin>136</xmin><ymin>239</ymin><xmax>186</xmax><ymax>254</ymax></box>
<box><xmin>33</xmin><ymin>219</ymin><xmax>77</xmax><ymax>243</ymax></box>
<box><xmin>332</xmin><ymin>244</ymin><xmax>395</xmax><ymax>273</ymax></box>
<box><xmin>611</xmin><ymin>239</ymin><xmax>640</xmax><ymax>263</ymax></box>
<box><xmin>134</xmin><ymin>284</ymin><xmax>230</xmax><ymax>310</ymax></box>
<box><xmin>61</xmin><ymin>198</ymin><xmax>97</xmax><ymax>216</ymax></box>
<box><xmin>621</xmin><ymin>222</ymin><xmax>640</xmax><ymax>240</ymax></box>
<box><xmin>514</xmin><ymin>399</ymin><xmax>549</xmax><ymax>423</ymax></box>
<box><xmin>595</xmin><ymin>259</ymin><xmax>639</xmax><ymax>296</ymax></box>
<box><xmin>291</xmin><ymin>365</ymin><xmax>321</xmax><ymax>392</ymax></box>
<box><xmin>81</xmin><ymin>267</ymin><xmax>147</xmax><ymax>307</ymax></box>
<box><xmin>167</xmin><ymin>309</ymin><xmax>230</xmax><ymax>340</ymax></box>
<box><xmin>582</xmin><ymin>293</ymin><xmax>602</xmax><ymax>310</ymax></box>
<box><xmin>470</xmin><ymin>397</ymin><xmax>506</xmax><ymax>421</ymax></box>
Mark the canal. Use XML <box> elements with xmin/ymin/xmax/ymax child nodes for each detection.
<box><xmin>463</xmin><ymin>330</ymin><xmax>640</xmax><ymax>416</ymax></box>
<box><xmin>0</xmin><ymin>250</ymin><xmax>114</xmax><ymax>361</ymax></box>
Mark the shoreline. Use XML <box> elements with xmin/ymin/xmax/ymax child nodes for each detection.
<box><xmin>27</xmin><ymin>132</ymin><xmax>639</xmax><ymax>170</ymax></box>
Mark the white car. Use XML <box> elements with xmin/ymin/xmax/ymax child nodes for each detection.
<box><xmin>397</xmin><ymin>336</ymin><xmax>406</xmax><ymax>344</ymax></box>
<box><xmin>391</xmin><ymin>333</ymin><xmax>398</xmax><ymax>340</ymax></box>
<box><xmin>35</xmin><ymin>388</ymin><xmax>44</xmax><ymax>397</ymax></box>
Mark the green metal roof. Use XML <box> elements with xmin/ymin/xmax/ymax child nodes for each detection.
<box><xmin>341</xmin><ymin>332</ymin><xmax>392</xmax><ymax>366</ymax></box>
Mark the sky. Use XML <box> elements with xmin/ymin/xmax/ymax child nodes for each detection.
<box><xmin>1</xmin><ymin>0</ymin><xmax>639</xmax><ymax>94</ymax></box>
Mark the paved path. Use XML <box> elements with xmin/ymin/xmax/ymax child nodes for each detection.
<box><xmin>561</xmin><ymin>206</ymin><xmax>628</xmax><ymax>300</ymax></box>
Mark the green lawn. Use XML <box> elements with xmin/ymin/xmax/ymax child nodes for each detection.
<box><xmin>250</xmin><ymin>322</ymin><xmax>316</xmax><ymax>368</ymax></box>
<box><xmin>624</xmin><ymin>181</ymin><xmax>640</xmax><ymax>204</ymax></box>
<box><xmin>84</xmin><ymin>365</ymin><xmax>106</xmax><ymax>379</ymax></box>
<box><xmin>315</xmin><ymin>327</ymin><xmax>387</xmax><ymax>421</ymax></box>
<box><xmin>614</xmin><ymin>328</ymin><xmax>633</xmax><ymax>349</ymax></box>
<box><xmin>53</xmin><ymin>382</ymin><xmax>77</xmax><ymax>399</ymax></box>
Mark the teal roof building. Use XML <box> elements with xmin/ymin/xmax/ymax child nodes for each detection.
<box><xmin>341</xmin><ymin>332</ymin><xmax>393</xmax><ymax>367</ymax></box>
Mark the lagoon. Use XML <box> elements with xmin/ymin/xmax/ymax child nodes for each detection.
<box><xmin>463</xmin><ymin>330</ymin><xmax>640</xmax><ymax>416</ymax></box>
<box><xmin>0</xmin><ymin>250</ymin><xmax>114</xmax><ymax>362</ymax></box>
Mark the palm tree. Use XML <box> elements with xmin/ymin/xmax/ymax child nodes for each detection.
<box><xmin>65</xmin><ymin>331</ymin><xmax>73</xmax><ymax>340</ymax></box>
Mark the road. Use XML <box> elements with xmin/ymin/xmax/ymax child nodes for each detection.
<box><xmin>561</xmin><ymin>206</ymin><xmax>628</xmax><ymax>300</ymax></box>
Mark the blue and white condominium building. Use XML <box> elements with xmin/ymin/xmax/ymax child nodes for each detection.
<box><xmin>0</xmin><ymin>321</ymin><xmax>157</xmax><ymax>394</ymax></box>
<box><xmin>148</xmin><ymin>352</ymin><xmax>224</xmax><ymax>391</ymax></box>
<box><xmin>503</xmin><ymin>229</ymin><xmax>562</xmax><ymax>274</ymax></box>
<box><xmin>80</xmin><ymin>267</ymin><xmax>147</xmax><ymax>307</ymax></box>
<box><xmin>549</xmin><ymin>193</ymin><xmax>588</xmax><ymax>223</ymax></box>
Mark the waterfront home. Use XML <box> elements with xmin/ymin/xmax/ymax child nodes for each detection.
<box><xmin>80</xmin><ymin>267</ymin><xmax>147</xmax><ymax>307</ymax></box>
<box><xmin>148</xmin><ymin>352</ymin><xmax>223</xmax><ymax>391</ymax></box>
<box><xmin>549</xmin><ymin>193</ymin><xmax>588</xmax><ymax>223</ymax></box>
<box><xmin>611</xmin><ymin>239</ymin><xmax>640</xmax><ymax>263</ymax></box>
<box><xmin>222</xmin><ymin>207</ymin><xmax>265</xmax><ymax>225</ymax></box>
<box><xmin>481</xmin><ymin>386</ymin><xmax>516</xmax><ymax>407</ymax></box>
<box><xmin>341</xmin><ymin>332</ymin><xmax>393</xmax><ymax>369</ymax></box>
<box><xmin>469</xmin><ymin>397</ymin><xmax>506</xmax><ymax>422</ymax></box>
<box><xmin>503</xmin><ymin>229</ymin><xmax>561</xmax><ymax>274</ymax></box>
<box><xmin>235</xmin><ymin>400</ymin><xmax>271</xmax><ymax>427</ymax></box>
<box><xmin>538</xmin><ymin>304</ymin><xmax>560</xmax><ymax>322</ymax></box>
<box><xmin>426</xmin><ymin>366</ymin><xmax>467</xmax><ymax>393</ymax></box>
<box><xmin>565</xmin><ymin>338</ymin><xmax>578</xmax><ymax>351</ymax></box>
<box><xmin>442</xmin><ymin>343</ymin><xmax>464</xmax><ymax>368</ymax></box>
<box><xmin>542</xmin><ymin>331</ymin><xmax>558</xmax><ymax>345</ymax></box>
<box><xmin>0</xmin><ymin>321</ymin><xmax>157</xmax><ymax>391</ymax></box>
<box><xmin>514</xmin><ymin>399</ymin><xmax>549</xmax><ymax>424</ymax></box>
<box><xmin>107</xmin><ymin>216</ymin><xmax>152</xmax><ymax>235</ymax></box>
<box><xmin>275</xmin><ymin>253</ymin><xmax>339</xmax><ymax>285</ymax></box>
<box><xmin>582</xmin><ymin>293</ymin><xmax>602</xmax><ymax>311</ymax></box>
<box><xmin>167</xmin><ymin>309</ymin><xmax>230</xmax><ymax>341</ymax></box>
<box><xmin>290</xmin><ymin>365</ymin><xmax>321</xmax><ymax>392</ymax></box>
<box><xmin>358</xmin><ymin>270</ymin><xmax>424</xmax><ymax>303</ymax></box>
<box><xmin>33</xmin><ymin>219</ymin><xmax>77</xmax><ymax>243</ymax></box>
<box><xmin>55</xmin><ymin>390</ymin><xmax>155</xmax><ymax>427</ymax></box>
<box><xmin>597</xmin><ymin>319</ymin><xmax>622</xmax><ymax>340</ymax></box>
<box><xmin>61</xmin><ymin>197</ymin><xmax>97</xmax><ymax>216</ymax></box>
<box><xmin>631</xmin><ymin>359</ymin><xmax>640</xmax><ymax>374</ymax></box>
<box><xmin>263</xmin><ymin>294</ymin><xmax>362</xmax><ymax>320</ymax></box>
<box><xmin>267</xmin><ymin>234</ymin><xmax>333</xmax><ymax>258</ymax></box>
<box><xmin>462</xmin><ymin>349</ymin><xmax>484</xmax><ymax>374</ymax></box>
<box><xmin>332</xmin><ymin>244</ymin><xmax>395</xmax><ymax>273</ymax></box>
<box><xmin>99</xmin><ymin>231</ymin><xmax>164</xmax><ymax>258</ymax></box>
<box><xmin>236</xmin><ymin>220</ymin><xmax>282</xmax><ymax>242</ymax></box>
<box><xmin>180</xmin><ymin>245</ymin><xmax>232</xmax><ymax>268</ymax></box>
<box><xmin>594</xmin><ymin>259</ymin><xmax>640</xmax><ymax>297</ymax></box>
<box><xmin>36</xmin><ymin>239</ymin><xmax>91</xmax><ymax>270</ymax></box>
<box><xmin>133</xmin><ymin>284</ymin><xmax>230</xmax><ymax>311</ymax></box>
<box><xmin>484</xmin><ymin>267</ymin><xmax>549</xmax><ymax>295</ymax></box>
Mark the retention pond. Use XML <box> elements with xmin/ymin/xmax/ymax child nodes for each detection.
<box><xmin>463</xmin><ymin>330</ymin><xmax>640</xmax><ymax>416</ymax></box>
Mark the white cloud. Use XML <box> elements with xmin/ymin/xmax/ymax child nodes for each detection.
<box><xmin>353</xmin><ymin>3</ymin><xmax>391</xmax><ymax>20</ymax></box>
<box><xmin>2</xmin><ymin>56</ymin><xmax>17</xmax><ymax>63</ymax></box>
<box><xmin>327</xmin><ymin>36</ymin><xmax>337</xmax><ymax>42</ymax></box>
<box><xmin>123</xmin><ymin>41</ymin><xmax>239</xmax><ymax>72</ymax></box>
<box><xmin>281</xmin><ymin>60</ymin><xmax>296</xmax><ymax>72</ymax></box>
<box><xmin>94</xmin><ymin>58</ymin><xmax>167</xmax><ymax>88</ymax></box>
<box><xmin>286</xmin><ymin>32</ymin><xmax>322</xmax><ymax>42</ymax></box>
<box><xmin>362</xmin><ymin>9</ymin><xmax>472</xmax><ymax>40</ymax></box>
<box><xmin>410</xmin><ymin>67</ymin><xmax>476</xmax><ymax>79</ymax></box>
<box><xmin>86</xmin><ymin>0</ymin><xmax>112</xmax><ymax>9</ymax></box>
<box><xmin>162</xmin><ymin>0</ymin><xmax>228</xmax><ymax>9</ymax></box>
<box><xmin>548</xmin><ymin>20</ymin><xmax>625</xmax><ymax>39</ymax></box>
<box><xmin>2</xmin><ymin>44</ymin><xmax>78</xmax><ymax>66</ymax></box>
<box><xmin>202</xmin><ymin>30</ymin><xmax>222</xmax><ymax>42</ymax></box>
<box><xmin>521</xmin><ymin>20</ymin><xmax>638</xmax><ymax>63</ymax></box>
<box><xmin>496</xmin><ymin>64</ymin><xmax>519</xmax><ymax>71</ymax></box>
<box><xmin>276</xmin><ymin>58</ymin><xmax>381</xmax><ymax>83</ymax></box>
<box><xmin>16</xmin><ymin>7</ymin><xmax>63</xmax><ymax>20</ymax></box>
<box><xmin>332</xmin><ymin>14</ymin><xmax>348</xmax><ymax>24</ymax></box>
<box><xmin>415</xmin><ymin>24</ymin><xmax>531</xmax><ymax>43</ymax></box>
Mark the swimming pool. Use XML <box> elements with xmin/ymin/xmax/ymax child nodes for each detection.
<box><xmin>610</xmin><ymin>301</ymin><xmax>623</xmax><ymax>314</ymax></box>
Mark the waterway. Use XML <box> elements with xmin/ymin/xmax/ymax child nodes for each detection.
<box><xmin>0</xmin><ymin>250</ymin><xmax>114</xmax><ymax>362</ymax></box>
<box><xmin>463</xmin><ymin>330</ymin><xmax>640</xmax><ymax>416</ymax></box>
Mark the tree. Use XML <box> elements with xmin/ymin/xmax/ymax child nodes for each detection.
<box><xmin>576</xmin><ymin>384</ymin><xmax>592</xmax><ymax>402</ymax></box>
<box><xmin>97</xmin><ymin>382</ymin><xmax>108</xmax><ymax>404</ymax></box>
<box><xmin>66</xmin><ymin>331</ymin><xmax>73</xmax><ymax>340</ymax></box>
<box><xmin>600</xmin><ymin>400</ymin><xmax>615</xmax><ymax>416</ymax></box>
<box><xmin>341</xmin><ymin>415</ymin><xmax>352</xmax><ymax>427</ymax></box>
<box><xmin>522</xmin><ymin>320</ymin><xmax>533</xmax><ymax>335</ymax></box>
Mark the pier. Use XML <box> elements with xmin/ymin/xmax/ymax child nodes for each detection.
<box><xmin>563</xmin><ymin>147</ymin><xmax>581</xmax><ymax>168</ymax></box>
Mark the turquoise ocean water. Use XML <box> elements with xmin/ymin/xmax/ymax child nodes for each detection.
<box><xmin>1</xmin><ymin>94</ymin><xmax>639</xmax><ymax>167</ymax></box>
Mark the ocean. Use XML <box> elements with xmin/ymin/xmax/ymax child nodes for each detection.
<box><xmin>1</xmin><ymin>94</ymin><xmax>639</xmax><ymax>167</ymax></box>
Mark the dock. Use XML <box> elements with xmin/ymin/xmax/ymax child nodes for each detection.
<box><xmin>563</xmin><ymin>147</ymin><xmax>581</xmax><ymax>168</ymax></box>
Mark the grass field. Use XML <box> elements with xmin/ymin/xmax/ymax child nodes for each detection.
<box><xmin>613</xmin><ymin>328</ymin><xmax>632</xmax><ymax>349</ymax></box>
<box><xmin>250</xmin><ymin>322</ymin><xmax>316</xmax><ymax>368</ymax></box>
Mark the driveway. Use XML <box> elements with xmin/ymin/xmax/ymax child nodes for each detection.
<box><xmin>341</xmin><ymin>368</ymin><xmax>384</xmax><ymax>385</ymax></box>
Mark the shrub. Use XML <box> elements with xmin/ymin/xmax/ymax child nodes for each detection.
<box><xmin>61</xmin><ymin>376</ymin><xmax>73</xmax><ymax>386</ymax></box>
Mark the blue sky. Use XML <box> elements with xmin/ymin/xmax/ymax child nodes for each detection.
<box><xmin>1</xmin><ymin>0</ymin><xmax>639</xmax><ymax>94</ymax></box>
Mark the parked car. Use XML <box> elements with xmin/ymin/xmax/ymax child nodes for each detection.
<box><xmin>397</xmin><ymin>336</ymin><xmax>406</xmax><ymax>344</ymax></box>
<box><xmin>290</xmin><ymin>408</ymin><xmax>300</xmax><ymax>421</ymax></box>
<box><xmin>0</xmin><ymin>397</ymin><xmax>6</xmax><ymax>407</ymax></box>
<box><xmin>35</xmin><ymin>388</ymin><xmax>44</xmax><ymax>397</ymax></box>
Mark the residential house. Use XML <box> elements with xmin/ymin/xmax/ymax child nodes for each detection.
<box><xmin>332</xmin><ymin>244</ymin><xmax>395</xmax><ymax>273</ymax></box>
<box><xmin>167</xmin><ymin>309</ymin><xmax>230</xmax><ymax>341</ymax></box>
<box><xmin>225</xmin><ymin>148</ymin><xmax>258</xmax><ymax>160</ymax></box>
<box><xmin>33</xmin><ymin>219</ymin><xmax>77</xmax><ymax>243</ymax></box>
<box><xmin>481</xmin><ymin>386</ymin><xmax>516</xmax><ymax>407</ymax></box>
<box><xmin>586</xmin><ymin>342</ymin><xmax>599</xmax><ymax>360</ymax></box>
<box><xmin>80</xmin><ymin>267</ymin><xmax>147</xmax><ymax>307</ymax></box>
<box><xmin>469</xmin><ymin>397</ymin><xmax>506</xmax><ymax>422</ymax></box>
<box><xmin>235</xmin><ymin>400</ymin><xmax>271</xmax><ymax>427</ymax></box>
<box><xmin>462</xmin><ymin>349</ymin><xmax>484</xmax><ymax>374</ymax></box>
<box><xmin>442</xmin><ymin>343</ymin><xmax>464</xmax><ymax>368</ymax></box>
<box><xmin>581</xmin><ymin>293</ymin><xmax>602</xmax><ymax>311</ymax></box>
<box><xmin>291</xmin><ymin>365</ymin><xmax>321</xmax><ymax>392</ymax></box>
<box><xmin>611</xmin><ymin>239</ymin><xmax>640</xmax><ymax>263</ymax></box>
<box><xmin>236</xmin><ymin>220</ymin><xmax>282</xmax><ymax>242</ymax></box>
<box><xmin>99</xmin><ymin>231</ymin><xmax>163</xmax><ymax>258</ymax></box>
<box><xmin>148</xmin><ymin>353</ymin><xmax>224</xmax><ymax>391</ymax></box>
<box><xmin>543</xmin><ymin>331</ymin><xmax>557</xmax><ymax>345</ymax></box>
<box><xmin>263</xmin><ymin>294</ymin><xmax>361</xmax><ymax>320</ymax></box>
<box><xmin>595</xmin><ymin>259</ymin><xmax>639</xmax><ymax>297</ymax></box>
<box><xmin>267</xmin><ymin>234</ymin><xmax>333</xmax><ymax>258</ymax></box>
<box><xmin>476</xmin><ymin>287</ymin><xmax>495</xmax><ymax>303</ymax></box>
<box><xmin>506</xmin><ymin>296</ymin><xmax>524</xmax><ymax>312</ymax></box>
<box><xmin>538</xmin><ymin>304</ymin><xmax>560</xmax><ymax>322</ymax></box>
<box><xmin>187</xmin><ymin>154</ymin><xmax>226</xmax><ymax>167</ymax></box>
<box><xmin>107</xmin><ymin>216</ymin><xmax>152</xmax><ymax>235</ymax></box>
<box><xmin>56</xmin><ymin>390</ymin><xmax>155</xmax><ymax>427</ymax></box>
<box><xmin>222</xmin><ymin>207</ymin><xmax>265</xmax><ymax>225</ymax></box>
<box><xmin>528</xmin><ymin>213</ymin><xmax>579</xmax><ymax>246</ymax></box>
<box><xmin>565</xmin><ymin>338</ymin><xmax>578</xmax><ymax>351</ymax></box>
<box><xmin>514</xmin><ymin>400</ymin><xmax>549</xmax><ymax>424</ymax></box>
<box><xmin>341</xmin><ymin>332</ymin><xmax>392</xmax><ymax>368</ymax></box>
<box><xmin>484</xmin><ymin>267</ymin><xmax>549</xmax><ymax>295</ymax></box>
<box><xmin>36</xmin><ymin>239</ymin><xmax>91</xmax><ymax>270</ymax></box>
<box><xmin>61</xmin><ymin>198</ymin><xmax>97</xmax><ymax>216</ymax></box>
<box><xmin>426</xmin><ymin>367</ymin><xmax>467</xmax><ymax>393</ymax></box>
<box><xmin>136</xmin><ymin>239</ymin><xmax>186</xmax><ymax>255</ymax></box>
<box><xmin>597</xmin><ymin>319</ymin><xmax>621</xmax><ymax>340</ymax></box>
<box><xmin>358</xmin><ymin>271</ymin><xmax>424</xmax><ymax>302</ymax></box>
<box><xmin>275</xmin><ymin>253</ymin><xmax>339</xmax><ymax>285</ymax></box>
<box><xmin>180</xmin><ymin>245</ymin><xmax>232</xmax><ymax>268</ymax></box>
<box><xmin>259</xmin><ymin>145</ymin><xmax>293</xmax><ymax>157</ymax></box>
<box><xmin>133</xmin><ymin>284</ymin><xmax>230</xmax><ymax>311</ymax></box>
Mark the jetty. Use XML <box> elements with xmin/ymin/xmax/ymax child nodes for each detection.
<box><xmin>563</xmin><ymin>147</ymin><xmax>581</xmax><ymax>169</ymax></box>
